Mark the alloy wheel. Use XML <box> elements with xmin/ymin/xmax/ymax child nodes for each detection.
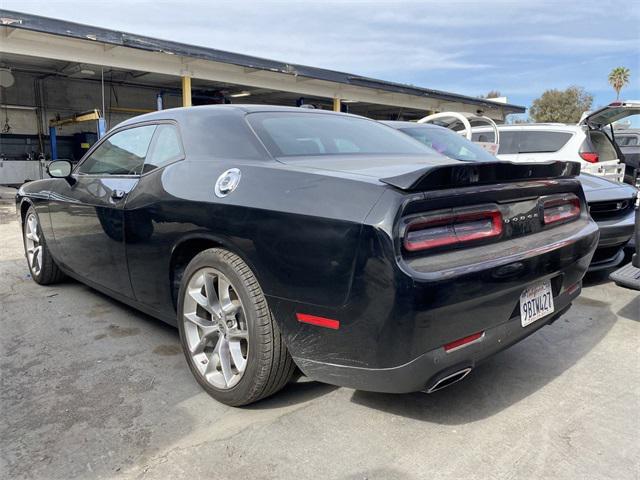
<box><xmin>25</xmin><ymin>213</ymin><xmax>43</xmax><ymax>277</ymax></box>
<box><xmin>182</xmin><ymin>267</ymin><xmax>249</xmax><ymax>389</ymax></box>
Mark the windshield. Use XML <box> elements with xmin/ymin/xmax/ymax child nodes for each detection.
<box><xmin>247</xmin><ymin>112</ymin><xmax>432</xmax><ymax>157</ymax></box>
<box><xmin>399</xmin><ymin>126</ymin><xmax>497</xmax><ymax>162</ymax></box>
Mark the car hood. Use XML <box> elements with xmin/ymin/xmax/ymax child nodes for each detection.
<box><xmin>276</xmin><ymin>153</ymin><xmax>458</xmax><ymax>180</ymax></box>
<box><xmin>579</xmin><ymin>173</ymin><xmax>638</xmax><ymax>202</ymax></box>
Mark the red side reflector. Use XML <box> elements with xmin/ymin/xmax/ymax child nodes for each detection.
<box><xmin>296</xmin><ymin>313</ymin><xmax>340</xmax><ymax>330</ymax></box>
<box><xmin>579</xmin><ymin>152</ymin><xmax>599</xmax><ymax>163</ymax></box>
<box><xmin>566</xmin><ymin>282</ymin><xmax>581</xmax><ymax>296</ymax></box>
<box><xmin>444</xmin><ymin>331</ymin><xmax>484</xmax><ymax>353</ymax></box>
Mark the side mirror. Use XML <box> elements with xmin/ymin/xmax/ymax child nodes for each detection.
<box><xmin>47</xmin><ymin>160</ymin><xmax>73</xmax><ymax>178</ymax></box>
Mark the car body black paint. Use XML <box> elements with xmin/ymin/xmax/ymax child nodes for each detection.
<box><xmin>386</xmin><ymin>121</ymin><xmax>637</xmax><ymax>272</ymax></box>
<box><xmin>16</xmin><ymin>105</ymin><xmax>599</xmax><ymax>393</ymax></box>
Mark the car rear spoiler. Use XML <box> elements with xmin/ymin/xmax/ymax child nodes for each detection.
<box><xmin>380</xmin><ymin>161</ymin><xmax>581</xmax><ymax>191</ymax></box>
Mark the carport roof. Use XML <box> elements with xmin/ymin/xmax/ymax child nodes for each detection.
<box><xmin>0</xmin><ymin>9</ymin><xmax>525</xmax><ymax>115</ymax></box>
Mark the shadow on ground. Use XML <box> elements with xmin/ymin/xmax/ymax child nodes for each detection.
<box><xmin>350</xmin><ymin>298</ymin><xmax>618</xmax><ymax>424</ymax></box>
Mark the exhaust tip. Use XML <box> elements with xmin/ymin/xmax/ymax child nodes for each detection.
<box><xmin>425</xmin><ymin>367</ymin><xmax>472</xmax><ymax>394</ymax></box>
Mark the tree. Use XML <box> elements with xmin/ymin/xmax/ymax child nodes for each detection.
<box><xmin>529</xmin><ymin>86</ymin><xmax>593</xmax><ymax>123</ymax></box>
<box><xmin>608</xmin><ymin>67</ymin><xmax>630</xmax><ymax>100</ymax></box>
<box><xmin>479</xmin><ymin>90</ymin><xmax>501</xmax><ymax>99</ymax></box>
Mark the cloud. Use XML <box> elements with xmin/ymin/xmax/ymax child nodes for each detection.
<box><xmin>2</xmin><ymin>0</ymin><xmax>639</xmax><ymax>107</ymax></box>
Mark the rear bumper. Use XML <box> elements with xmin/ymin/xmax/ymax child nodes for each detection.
<box><xmin>295</xmin><ymin>291</ymin><xmax>578</xmax><ymax>394</ymax></box>
<box><xmin>278</xmin><ymin>219</ymin><xmax>599</xmax><ymax>393</ymax></box>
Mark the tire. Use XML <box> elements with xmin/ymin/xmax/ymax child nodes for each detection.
<box><xmin>23</xmin><ymin>206</ymin><xmax>66</xmax><ymax>285</ymax></box>
<box><xmin>177</xmin><ymin>248</ymin><xmax>296</xmax><ymax>406</ymax></box>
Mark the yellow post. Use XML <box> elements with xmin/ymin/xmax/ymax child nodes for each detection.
<box><xmin>182</xmin><ymin>75</ymin><xmax>192</xmax><ymax>107</ymax></box>
<box><xmin>333</xmin><ymin>97</ymin><xmax>341</xmax><ymax>112</ymax></box>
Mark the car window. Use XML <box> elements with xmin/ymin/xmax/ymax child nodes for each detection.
<box><xmin>471</xmin><ymin>131</ymin><xmax>496</xmax><ymax>143</ymax></box>
<box><xmin>517</xmin><ymin>131</ymin><xmax>573</xmax><ymax>154</ymax></box>
<box><xmin>247</xmin><ymin>112</ymin><xmax>430</xmax><ymax>157</ymax></box>
<box><xmin>78</xmin><ymin>125</ymin><xmax>156</xmax><ymax>175</ymax></box>
<box><xmin>616</xmin><ymin>135</ymin><xmax>638</xmax><ymax>146</ymax></box>
<box><xmin>143</xmin><ymin>125</ymin><xmax>184</xmax><ymax>173</ymax></box>
<box><xmin>401</xmin><ymin>127</ymin><xmax>497</xmax><ymax>162</ymax></box>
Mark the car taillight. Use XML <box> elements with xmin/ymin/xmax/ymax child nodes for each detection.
<box><xmin>404</xmin><ymin>209</ymin><xmax>503</xmax><ymax>252</ymax></box>
<box><xmin>542</xmin><ymin>194</ymin><xmax>581</xmax><ymax>225</ymax></box>
<box><xmin>579</xmin><ymin>152</ymin><xmax>599</xmax><ymax>163</ymax></box>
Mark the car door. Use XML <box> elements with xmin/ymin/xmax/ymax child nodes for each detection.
<box><xmin>123</xmin><ymin>123</ymin><xmax>186</xmax><ymax>312</ymax></box>
<box><xmin>48</xmin><ymin>124</ymin><xmax>157</xmax><ymax>297</ymax></box>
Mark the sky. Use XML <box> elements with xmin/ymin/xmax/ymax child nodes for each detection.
<box><xmin>3</xmin><ymin>0</ymin><xmax>639</xmax><ymax>120</ymax></box>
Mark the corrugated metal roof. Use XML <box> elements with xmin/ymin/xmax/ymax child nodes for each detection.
<box><xmin>0</xmin><ymin>9</ymin><xmax>525</xmax><ymax>114</ymax></box>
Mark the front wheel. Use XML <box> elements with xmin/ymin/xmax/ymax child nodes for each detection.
<box><xmin>23</xmin><ymin>206</ymin><xmax>65</xmax><ymax>285</ymax></box>
<box><xmin>177</xmin><ymin>248</ymin><xmax>296</xmax><ymax>406</ymax></box>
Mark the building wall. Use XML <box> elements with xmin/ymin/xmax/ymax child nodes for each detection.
<box><xmin>1</xmin><ymin>71</ymin><xmax>182</xmax><ymax>140</ymax></box>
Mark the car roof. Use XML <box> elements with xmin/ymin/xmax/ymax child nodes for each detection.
<box><xmin>380</xmin><ymin>120</ymin><xmax>451</xmax><ymax>131</ymax></box>
<box><xmin>114</xmin><ymin>104</ymin><xmax>362</xmax><ymax>129</ymax></box>
<box><xmin>473</xmin><ymin>124</ymin><xmax>582</xmax><ymax>132</ymax></box>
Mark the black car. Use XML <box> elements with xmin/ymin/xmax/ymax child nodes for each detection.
<box><xmin>384</xmin><ymin>121</ymin><xmax>637</xmax><ymax>272</ymax></box>
<box><xmin>17</xmin><ymin>106</ymin><xmax>598</xmax><ymax>406</ymax></box>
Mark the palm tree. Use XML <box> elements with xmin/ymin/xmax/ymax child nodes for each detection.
<box><xmin>608</xmin><ymin>67</ymin><xmax>631</xmax><ymax>100</ymax></box>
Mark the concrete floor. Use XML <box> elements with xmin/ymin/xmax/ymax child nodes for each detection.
<box><xmin>1</xmin><ymin>192</ymin><xmax>638</xmax><ymax>480</ymax></box>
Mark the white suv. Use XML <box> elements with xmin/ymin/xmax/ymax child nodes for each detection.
<box><xmin>472</xmin><ymin>101</ymin><xmax>640</xmax><ymax>183</ymax></box>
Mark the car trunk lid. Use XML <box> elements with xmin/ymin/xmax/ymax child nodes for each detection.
<box><xmin>579</xmin><ymin>101</ymin><xmax>640</xmax><ymax>129</ymax></box>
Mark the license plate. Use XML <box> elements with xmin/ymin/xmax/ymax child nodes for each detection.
<box><xmin>520</xmin><ymin>280</ymin><xmax>554</xmax><ymax>327</ymax></box>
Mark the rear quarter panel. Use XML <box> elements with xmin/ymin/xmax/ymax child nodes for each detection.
<box><xmin>123</xmin><ymin>157</ymin><xmax>386</xmax><ymax>320</ymax></box>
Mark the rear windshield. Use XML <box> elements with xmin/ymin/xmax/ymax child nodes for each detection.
<box><xmin>472</xmin><ymin>130</ymin><xmax>572</xmax><ymax>154</ymax></box>
<box><xmin>246</xmin><ymin>112</ymin><xmax>431</xmax><ymax>157</ymax></box>
<box><xmin>517</xmin><ymin>131</ymin><xmax>573</xmax><ymax>153</ymax></box>
<box><xmin>400</xmin><ymin>126</ymin><xmax>497</xmax><ymax>162</ymax></box>
<box><xmin>616</xmin><ymin>135</ymin><xmax>638</xmax><ymax>146</ymax></box>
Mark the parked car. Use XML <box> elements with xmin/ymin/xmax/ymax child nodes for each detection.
<box><xmin>384</xmin><ymin>121</ymin><xmax>637</xmax><ymax>271</ymax></box>
<box><xmin>17</xmin><ymin>105</ymin><xmax>598</xmax><ymax>406</ymax></box>
<box><xmin>608</xmin><ymin>128</ymin><xmax>640</xmax><ymax>187</ymax></box>
<box><xmin>470</xmin><ymin>101</ymin><xmax>640</xmax><ymax>183</ymax></box>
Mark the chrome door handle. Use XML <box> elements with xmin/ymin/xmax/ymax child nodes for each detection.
<box><xmin>111</xmin><ymin>189</ymin><xmax>126</xmax><ymax>200</ymax></box>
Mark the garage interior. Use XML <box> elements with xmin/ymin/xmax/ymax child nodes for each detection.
<box><xmin>0</xmin><ymin>10</ymin><xmax>524</xmax><ymax>184</ymax></box>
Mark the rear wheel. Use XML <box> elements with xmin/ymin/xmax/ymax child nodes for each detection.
<box><xmin>177</xmin><ymin>248</ymin><xmax>295</xmax><ymax>406</ymax></box>
<box><xmin>23</xmin><ymin>206</ymin><xmax>65</xmax><ymax>285</ymax></box>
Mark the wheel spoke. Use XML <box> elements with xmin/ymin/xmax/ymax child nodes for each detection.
<box><xmin>184</xmin><ymin>312</ymin><xmax>215</xmax><ymax>330</ymax></box>
<box><xmin>229</xmin><ymin>341</ymin><xmax>247</xmax><ymax>372</ymax></box>
<box><xmin>35</xmin><ymin>246</ymin><xmax>42</xmax><ymax>271</ymax></box>
<box><xmin>218</xmin><ymin>337</ymin><xmax>233</xmax><ymax>384</ymax></box>
<box><xmin>227</xmin><ymin>327</ymin><xmax>248</xmax><ymax>340</ymax></box>
<box><xmin>28</xmin><ymin>217</ymin><xmax>39</xmax><ymax>242</ymax></box>
<box><xmin>221</xmin><ymin>299</ymin><xmax>240</xmax><ymax>316</ymax></box>
<box><xmin>31</xmin><ymin>246</ymin><xmax>42</xmax><ymax>271</ymax></box>
<box><xmin>203</xmin><ymin>273</ymin><xmax>222</xmax><ymax>316</ymax></box>
<box><xmin>188</xmin><ymin>288</ymin><xmax>212</xmax><ymax>313</ymax></box>
<box><xmin>190</xmin><ymin>331</ymin><xmax>217</xmax><ymax>354</ymax></box>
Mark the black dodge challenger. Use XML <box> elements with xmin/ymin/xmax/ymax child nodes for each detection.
<box><xmin>16</xmin><ymin>105</ymin><xmax>599</xmax><ymax>406</ymax></box>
